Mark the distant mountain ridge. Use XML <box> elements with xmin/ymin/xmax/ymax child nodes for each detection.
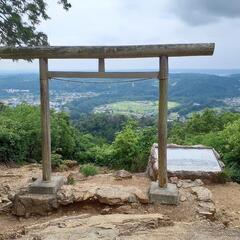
<box><xmin>0</xmin><ymin>72</ymin><xmax>240</xmax><ymax>118</ymax></box>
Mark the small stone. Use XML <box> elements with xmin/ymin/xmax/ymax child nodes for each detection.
<box><xmin>58</xmin><ymin>222</ymin><xmax>66</xmax><ymax>228</ymax></box>
<box><xmin>128</xmin><ymin>195</ymin><xmax>137</xmax><ymax>203</ymax></box>
<box><xmin>1</xmin><ymin>197</ymin><xmax>10</xmax><ymax>203</ymax></box>
<box><xmin>198</xmin><ymin>210</ymin><xmax>214</xmax><ymax>220</ymax></box>
<box><xmin>114</xmin><ymin>170</ymin><xmax>132</xmax><ymax>180</ymax></box>
<box><xmin>180</xmin><ymin>195</ymin><xmax>187</xmax><ymax>202</ymax></box>
<box><xmin>101</xmin><ymin>207</ymin><xmax>111</xmax><ymax>215</ymax></box>
<box><xmin>3</xmin><ymin>185</ymin><xmax>10</xmax><ymax>192</ymax></box>
<box><xmin>131</xmin><ymin>203</ymin><xmax>139</xmax><ymax>209</ymax></box>
<box><xmin>222</xmin><ymin>220</ymin><xmax>230</xmax><ymax>227</ymax></box>
<box><xmin>169</xmin><ymin>177</ymin><xmax>178</xmax><ymax>184</ymax></box>
<box><xmin>177</xmin><ymin>181</ymin><xmax>183</xmax><ymax>188</ymax></box>
<box><xmin>115</xmin><ymin>205</ymin><xmax>135</xmax><ymax>214</ymax></box>
<box><xmin>194</xmin><ymin>179</ymin><xmax>204</xmax><ymax>186</ymax></box>
<box><xmin>181</xmin><ymin>180</ymin><xmax>195</xmax><ymax>188</ymax></box>
<box><xmin>67</xmin><ymin>172</ymin><xmax>85</xmax><ymax>182</ymax></box>
<box><xmin>177</xmin><ymin>179</ymin><xmax>204</xmax><ymax>189</ymax></box>
<box><xmin>8</xmin><ymin>191</ymin><xmax>15</xmax><ymax>201</ymax></box>
<box><xmin>198</xmin><ymin>202</ymin><xmax>216</xmax><ymax>213</ymax></box>
<box><xmin>32</xmin><ymin>176</ymin><xmax>38</xmax><ymax>182</ymax></box>
<box><xmin>191</xmin><ymin>186</ymin><xmax>213</xmax><ymax>202</ymax></box>
<box><xmin>32</xmin><ymin>236</ymin><xmax>42</xmax><ymax>240</ymax></box>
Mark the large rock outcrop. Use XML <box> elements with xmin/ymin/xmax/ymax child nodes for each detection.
<box><xmin>19</xmin><ymin>214</ymin><xmax>173</xmax><ymax>240</ymax></box>
<box><xmin>12</xmin><ymin>183</ymin><xmax>149</xmax><ymax>217</ymax></box>
<box><xmin>57</xmin><ymin>183</ymin><xmax>149</xmax><ymax>205</ymax></box>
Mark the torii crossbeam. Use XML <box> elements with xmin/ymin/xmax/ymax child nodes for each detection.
<box><xmin>0</xmin><ymin>43</ymin><xmax>215</xmax><ymax>202</ymax></box>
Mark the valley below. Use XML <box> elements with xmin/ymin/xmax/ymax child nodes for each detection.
<box><xmin>1</xmin><ymin>72</ymin><xmax>240</xmax><ymax>119</ymax></box>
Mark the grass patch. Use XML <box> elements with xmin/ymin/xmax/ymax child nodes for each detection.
<box><xmin>80</xmin><ymin>164</ymin><xmax>98</xmax><ymax>177</ymax></box>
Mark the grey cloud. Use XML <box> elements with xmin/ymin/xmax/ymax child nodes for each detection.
<box><xmin>170</xmin><ymin>0</ymin><xmax>240</xmax><ymax>25</ymax></box>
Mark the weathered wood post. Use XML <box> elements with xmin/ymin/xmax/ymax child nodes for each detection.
<box><xmin>98</xmin><ymin>58</ymin><xmax>105</xmax><ymax>72</ymax></box>
<box><xmin>158</xmin><ymin>56</ymin><xmax>168</xmax><ymax>188</ymax></box>
<box><xmin>39</xmin><ymin>58</ymin><xmax>51</xmax><ymax>182</ymax></box>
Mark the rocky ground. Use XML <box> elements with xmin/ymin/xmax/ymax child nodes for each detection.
<box><xmin>0</xmin><ymin>164</ymin><xmax>240</xmax><ymax>239</ymax></box>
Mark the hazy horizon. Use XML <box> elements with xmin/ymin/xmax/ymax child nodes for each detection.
<box><xmin>1</xmin><ymin>1</ymin><xmax>240</xmax><ymax>71</ymax></box>
<box><xmin>1</xmin><ymin>68</ymin><xmax>240</xmax><ymax>76</ymax></box>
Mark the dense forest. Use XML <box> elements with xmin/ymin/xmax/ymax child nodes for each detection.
<box><xmin>0</xmin><ymin>104</ymin><xmax>239</xmax><ymax>182</ymax></box>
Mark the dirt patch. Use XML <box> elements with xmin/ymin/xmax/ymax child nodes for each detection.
<box><xmin>1</xmin><ymin>164</ymin><xmax>240</xmax><ymax>239</ymax></box>
<box><xmin>4</xmin><ymin>214</ymin><xmax>240</xmax><ymax>240</ymax></box>
<box><xmin>208</xmin><ymin>183</ymin><xmax>240</xmax><ymax>227</ymax></box>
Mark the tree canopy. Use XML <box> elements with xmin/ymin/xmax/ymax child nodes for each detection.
<box><xmin>0</xmin><ymin>0</ymin><xmax>71</xmax><ymax>46</ymax></box>
<box><xmin>169</xmin><ymin>109</ymin><xmax>240</xmax><ymax>182</ymax></box>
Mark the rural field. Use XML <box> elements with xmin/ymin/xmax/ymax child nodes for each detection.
<box><xmin>94</xmin><ymin>100</ymin><xmax>180</xmax><ymax>116</ymax></box>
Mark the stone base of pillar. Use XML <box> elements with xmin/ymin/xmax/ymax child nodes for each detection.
<box><xmin>29</xmin><ymin>176</ymin><xmax>65</xmax><ymax>194</ymax></box>
<box><xmin>12</xmin><ymin>192</ymin><xmax>59</xmax><ymax>217</ymax></box>
<box><xmin>149</xmin><ymin>182</ymin><xmax>179</xmax><ymax>205</ymax></box>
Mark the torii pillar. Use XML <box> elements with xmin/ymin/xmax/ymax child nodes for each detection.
<box><xmin>149</xmin><ymin>56</ymin><xmax>179</xmax><ymax>205</ymax></box>
<box><xmin>28</xmin><ymin>58</ymin><xmax>64</xmax><ymax>194</ymax></box>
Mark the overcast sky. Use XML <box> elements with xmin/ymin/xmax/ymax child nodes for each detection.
<box><xmin>1</xmin><ymin>0</ymin><xmax>240</xmax><ymax>72</ymax></box>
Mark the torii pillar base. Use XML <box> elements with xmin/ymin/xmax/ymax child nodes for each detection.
<box><xmin>29</xmin><ymin>176</ymin><xmax>65</xmax><ymax>194</ymax></box>
<box><xmin>149</xmin><ymin>182</ymin><xmax>179</xmax><ymax>205</ymax></box>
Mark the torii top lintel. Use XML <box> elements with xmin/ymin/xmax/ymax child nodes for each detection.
<box><xmin>0</xmin><ymin>43</ymin><xmax>214</xmax><ymax>59</ymax></box>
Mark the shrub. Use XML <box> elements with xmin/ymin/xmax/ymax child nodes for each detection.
<box><xmin>111</xmin><ymin>121</ymin><xmax>140</xmax><ymax>171</ymax></box>
<box><xmin>80</xmin><ymin>164</ymin><xmax>98</xmax><ymax>176</ymax></box>
<box><xmin>67</xmin><ymin>175</ymin><xmax>75</xmax><ymax>185</ymax></box>
<box><xmin>63</xmin><ymin>160</ymin><xmax>78</xmax><ymax>169</ymax></box>
<box><xmin>58</xmin><ymin>164</ymin><xmax>69</xmax><ymax>172</ymax></box>
<box><xmin>51</xmin><ymin>152</ymin><xmax>63</xmax><ymax>170</ymax></box>
<box><xmin>0</xmin><ymin>126</ymin><xmax>26</xmax><ymax>164</ymax></box>
<box><xmin>93</xmin><ymin>144</ymin><xmax>114</xmax><ymax>167</ymax></box>
<box><xmin>110</xmin><ymin>121</ymin><xmax>156</xmax><ymax>172</ymax></box>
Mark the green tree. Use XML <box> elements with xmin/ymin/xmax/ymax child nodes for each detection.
<box><xmin>51</xmin><ymin>111</ymin><xmax>76</xmax><ymax>158</ymax></box>
<box><xmin>108</xmin><ymin>121</ymin><xmax>156</xmax><ymax>171</ymax></box>
<box><xmin>0</xmin><ymin>0</ymin><xmax>71</xmax><ymax>46</ymax></box>
<box><xmin>0</xmin><ymin>104</ymin><xmax>79</xmax><ymax>163</ymax></box>
<box><xmin>219</xmin><ymin>120</ymin><xmax>240</xmax><ymax>182</ymax></box>
<box><xmin>169</xmin><ymin>109</ymin><xmax>240</xmax><ymax>144</ymax></box>
<box><xmin>74</xmin><ymin>133</ymin><xmax>100</xmax><ymax>164</ymax></box>
<box><xmin>111</xmin><ymin>121</ymin><xmax>140</xmax><ymax>171</ymax></box>
<box><xmin>75</xmin><ymin>113</ymin><xmax>129</xmax><ymax>142</ymax></box>
<box><xmin>169</xmin><ymin>109</ymin><xmax>240</xmax><ymax>182</ymax></box>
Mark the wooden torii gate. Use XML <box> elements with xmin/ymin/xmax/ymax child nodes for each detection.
<box><xmin>0</xmin><ymin>43</ymin><xmax>215</xmax><ymax>200</ymax></box>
